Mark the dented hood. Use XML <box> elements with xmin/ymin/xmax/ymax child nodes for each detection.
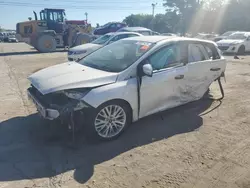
<box><xmin>28</xmin><ymin>62</ymin><xmax>118</xmax><ymax>95</ymax></box>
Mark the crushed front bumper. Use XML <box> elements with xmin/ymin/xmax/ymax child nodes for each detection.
<box><xmin>28</xmin><ymin>89</ymin><xmax>60</xmax><ymax>120</ymax></box>
<box><xmin>27</xmin><ymin>87</ymin><xmax>91</xmax><ymax>121</ymax></box>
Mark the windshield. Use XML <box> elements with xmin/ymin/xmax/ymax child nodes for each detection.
<box><xmin>227</xmin><ymin>33</ymin><xmax>247</xmax><ymax>40</ymax></box>
<box><xmin>78</xmin><ymin>40</ymin><xmax>154</xmax><ymax>72</ymax></box>
<box><xmin>221</xmin><ymin>31</ymin><xmax>235</xmax><ymax>36</ymax></box>
<box><xmin>91</xmin><ymin>34</ymin><xmax>113</xmax><ymax>45</ymax></box>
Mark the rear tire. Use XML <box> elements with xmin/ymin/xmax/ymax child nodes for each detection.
<box><xmin>36</xmin><ymin>35</ymin><xmax>56</xmax><ymax>53</ymax></box>
<box><xmin>84</xmin><ymin>100</ymin><xmax>132</xmax><ymax>142</ymax></box>
<box><xmin>237</xmin><ymin>45</ymin><xmax>245</xmax><ymax>55</ymax></box>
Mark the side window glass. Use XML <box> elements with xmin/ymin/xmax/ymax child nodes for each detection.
<box><xmin>117</xmin><ymin>34</ymin><xmax>128</xmax><ymax>40</ymax></box>
<box><xmin>203</xmin><ymin>44</ymin><xmax>221</xmax><ymax>60</ymax></box>
<box><xmin>204</xmin><ymin>46</ymin><xmax>213</xmax><ymax>59</ymax></box>
<box><xmin>117</xmin><ymin>23</ymin><xmax>121</xmax><ymax>28</ymax></box>
<box><xmin>110</xmin><ymin>35</ymin><xmax>119</xmax><ymax>42</ymax></box>
<box><xmin>110</xmin><ymin>24</ymin><xmax>116</xmax><ymax>28</ymax></box>
<box><xmin>188</xmin><ymin>44</ymin><xmax>206</xmax><ymax>63</ymax></box>
<box><xmin>148</xmin><ymin>44</ymin><xmax>184</xmax><ymax>71</ymax></box>
<box><xmin>128</xmin><ymin>34</ymin><xmax>138</xmax><ymax>37</ymax></box>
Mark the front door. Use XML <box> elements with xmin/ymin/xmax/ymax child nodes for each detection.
<box><xmin>139</xmin><ymin>43</ymin><xmax>188</xmax><ymax>118</ymax></box>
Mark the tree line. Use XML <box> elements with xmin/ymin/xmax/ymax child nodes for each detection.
<box><xmin>123</xmin><ymin>0</ymin><xmax>250</xmax><ymax>35</ymax></box>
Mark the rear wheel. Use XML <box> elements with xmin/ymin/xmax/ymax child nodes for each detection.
<box><xmin>84</xmin><ymin>101</ymin><xmax>132</xmax><ymax>141</ymax></box>
<box><xmin>237</xmin><ymin>45</ymin><xmax>245</xmax><ymax>55</ymax></box>
<box><xmin>36</xmin><ymin>35</ymin><xmax>56</xmax><ymax>53</ymax></box>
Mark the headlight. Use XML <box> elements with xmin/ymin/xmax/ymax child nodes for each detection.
<box><xmin>74</xmin><ymin>50</ymin><xmax>87</xmax><ymax>55</ymax></box>
<box><xmin>63</xmin><ymin>89</ymin><xmax>90</xmax><ymax>100</ymax></box>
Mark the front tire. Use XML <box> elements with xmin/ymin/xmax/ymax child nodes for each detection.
<box><xmin>36</xmin><ymin>35</ymin><xmax>56</xmax><ymax>53</ymax></box>
<box><xmin>84</xmin><ymin>101</ymin><xmax>131</xmax><ymax>141</ymax></box>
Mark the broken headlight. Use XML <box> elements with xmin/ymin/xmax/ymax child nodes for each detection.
<box><xmin>63</xmin><ymin>89</ymin><xmax>90</xmax><ymax>100</ymax></box>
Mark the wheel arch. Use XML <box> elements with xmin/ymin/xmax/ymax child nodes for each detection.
<box><xmin>94</xmin><ymin>98</ymin><xmax>134</xmax><ymax>123</ymax></box>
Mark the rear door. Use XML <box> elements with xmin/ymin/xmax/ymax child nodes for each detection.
<box><xmin>184</xmin><ymin>42</ymin><xmax>225</xmax><ymax>102</ymax></box>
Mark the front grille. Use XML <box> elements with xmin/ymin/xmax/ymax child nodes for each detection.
<box><xmin>29</xmin><ymin>86</ymin><xmax>71</xmax><ymax>107</ymax></box>
<box><xmin>218</xmin><ymin>46</ymin><xmax>229</xmax><ymax>51</ymax></box>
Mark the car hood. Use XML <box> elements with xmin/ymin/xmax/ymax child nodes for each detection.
<box><xmin>217</xmin><ymin>39</ymin><xmax>244</xmax><ymax>45</ymax></box>
<box><xmin>70</xmin><ymin>43</ymin><xmax>103</xmax><ymax>52</ymax></box>
<box><xmin>28</xmin><ymin>62</ymin><xmax>118</xmax><ymax>95</ymax></box>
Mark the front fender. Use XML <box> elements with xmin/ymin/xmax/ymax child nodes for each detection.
<box><xmin>82</xmin><ymin>78</ymin><xmax>139</xmax><ymax>121</ymax></box>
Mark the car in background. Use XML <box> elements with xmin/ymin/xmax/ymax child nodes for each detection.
<box><xmin>117</xmin><ymin>27</ymin><xmax>158</xmax><ymax>36</ymax></box>
<box><xmin>93</xmin><ymin>22</ymin><xmax>127</xmax><ymax>35</ymax></box>
<box><xmin>214</xmin><ymin>31</ymin><xmax>238</xmax><ymax>42</ymax></box>
<box><xmin>8</xmin><ymin>34</ymin><xmax>18</xmax><ymax>42</ymax></box>
<box><xmin>0</xmin><ymin>32</ymin><xmax>4</xmax><ymax>42</ymax></box>
<box><xmin>162</xmin><ymin>33</ymin><xmax>177</xmax><ymax>36</ymax></box>
<box><xmin>68</xmin><ymin>32</ymin><xmax>142</xmax><ymax>61</ymax></box>
<box><xmin>195</xmin><ymin>33</ymin><xmax>218</xmax><ymax>41</ymax></box>
<box><xmin>216</xmin><ymin>32</ymin><xmax>250</xmax><ymax>54</ymax></box>
<box><xmin>28</xmin><ymin>36</ymin><xmax>226</xmax><ymax>141</ymax></box>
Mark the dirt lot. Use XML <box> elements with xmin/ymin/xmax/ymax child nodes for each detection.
<box><xmin>1</xmin><ymin>42</ymin><xmax>250</xmax><ymax>188</ymax></box>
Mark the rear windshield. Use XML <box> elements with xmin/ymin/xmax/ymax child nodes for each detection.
<box><xmin>78</xmin><ymin>40</ymin><xmax>154</xmax><ymax>72</ymax></box>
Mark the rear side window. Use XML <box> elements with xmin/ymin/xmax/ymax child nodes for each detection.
<box><xmin>203</xmin><ymin>43</ymin><xmax>221</xmax><ymax>60</ymax></box>
<box><xmin>128</xmin><ymin>34</ymin><xmax>139</xmax><ymax>37</ymax></box>
<box><xmin>204</xmin><ymin>46</ymin><xmax>213</xmax><ymax>59</ymax></box>
<box><xmin>188</xmin><ymin>44</ymin><xmax>206</xmax><ymax>63</ymax></box>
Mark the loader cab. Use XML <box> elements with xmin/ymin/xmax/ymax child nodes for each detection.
<box><xmin>39</xmin><ymin>8</ymin><xmax>65</xmax><ymax>33</ymax></box>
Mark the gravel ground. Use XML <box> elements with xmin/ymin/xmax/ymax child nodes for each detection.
<box><xmin>1</xmin><ymin>43</ymin><xmax>250</xmax><ymax>188</ymax></box>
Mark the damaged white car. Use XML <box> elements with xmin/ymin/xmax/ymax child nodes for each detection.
<box><xmin>28</xmin><ymin>36</ymin><xmax>226</xmax><ymax>141</ymax></box>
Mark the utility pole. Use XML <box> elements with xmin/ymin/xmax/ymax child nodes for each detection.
<box><xmin>85</xmin><ymin>12</ymin><xmax>88</xmax><ymax>23</ymax></box>
<box><xmin>152</xmin><ymin>3</ymin><xmax>157</xmax><ymax>17</ymax></box>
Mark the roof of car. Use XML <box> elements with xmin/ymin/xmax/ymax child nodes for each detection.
<box><xmin>113</xmin><ymin>31</ymin><xmax>142</xmax><ymax>36</ymax></box>
<box><xmin>104</xmin><ymin>32</ymin><xmax>142</xmax><ymax>36</ymax></box>
<box><xmin>123</xmin><ymin>36</ymin><xmax>216</xmax><ymax>44</ymax></box>
<box><xmin>118</xmin><ymin>27</ymin><xmax>152</xmax><ymax>32</ymax></box>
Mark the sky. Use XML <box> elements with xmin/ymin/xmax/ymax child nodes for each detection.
<box><xmin>0</xmin><ymin>0</ymin><xmax>165</xmax><ymax>29</ymax></box>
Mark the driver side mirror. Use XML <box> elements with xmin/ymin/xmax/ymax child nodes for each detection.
<box><xmin>142</xmin><ymin>64</ymin><xmax>153</xmax><ymax>77</ymax></box>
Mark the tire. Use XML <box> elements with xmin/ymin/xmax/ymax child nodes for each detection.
<box><xmin>84</xmin><ymin>100</ymin><xmax>132</xmax><ymax>142</ymax></box>
<box><xmin>36</xmin><ymin>35</ymin><xmax>56</xmax><ymax>53</ymax></box>
<box><xmin>73</xmin><ymin>33</ymin><xmax>91</xmax><ymax>47</ymax></box>
<box><xmin>237</xmin><ymin>45</ymin><xmax>245</xmax><ymax>55</ymax></box>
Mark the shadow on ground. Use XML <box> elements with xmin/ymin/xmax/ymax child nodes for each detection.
<box><xmin>0</xmin><ymin>49</ymin><xmax>67</xmax><ymax>56</ymax></box>
<box><xmin>0</xmin><ymin>97</ymin><xmax>220</xmax><ymax>184</ymax></box>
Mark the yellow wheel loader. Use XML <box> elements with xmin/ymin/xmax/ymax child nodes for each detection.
<box><xmin>16</xmin><ymin>8</ymin><xmax>94</xmax><ymax>53</ymax></box>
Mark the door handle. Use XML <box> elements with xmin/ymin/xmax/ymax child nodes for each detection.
<box><xmin>210</xmin><ymin>68</ymin><xmax>221</xmax><ymax>71</ymax></box>
<box><xmin>175</xmin><ymin>75</ymin><xmax>184</xmax><ymax>80</ymax></box>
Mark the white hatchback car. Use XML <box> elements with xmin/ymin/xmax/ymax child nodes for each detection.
<box><xmin>216</xmin><ymin>32</ymin><xmax>250</xmax><ymax>54</ymax></box>
<box><xmin>28</xmin><ymin>36</ymin><xmax>226</xmax><ymax>141</ymax></box>
<box><xmin>68</xmin><ymin>32</ymin><xmax>142</xmax><ymax>61</ymax></box>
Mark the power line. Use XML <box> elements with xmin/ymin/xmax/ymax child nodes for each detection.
<box><xmin>0</xmin><ymin>2</ymin><xmax>165</xmax><ymax>10</ymax></box>
<box><xmin>37</xmin><ymin>0</ymin><xmax>153</xmax><ymax>3</ymax></box>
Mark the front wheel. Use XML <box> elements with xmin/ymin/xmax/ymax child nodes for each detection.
<box><xmin>84</xmin><ymin>101</ymin><xmax>131</xmax><ymax>141</ymax></box>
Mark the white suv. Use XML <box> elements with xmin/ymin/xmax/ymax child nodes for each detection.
<box><xmin>28</xmin><ymin>36</ymin><xmax>226</xmax><ymax>141</ymax></box>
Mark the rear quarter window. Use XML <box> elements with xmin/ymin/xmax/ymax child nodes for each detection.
<box><xmin>203</xmin><ymin>43</ymin><xmax>221</xmax><ymax>60</ymax></box>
